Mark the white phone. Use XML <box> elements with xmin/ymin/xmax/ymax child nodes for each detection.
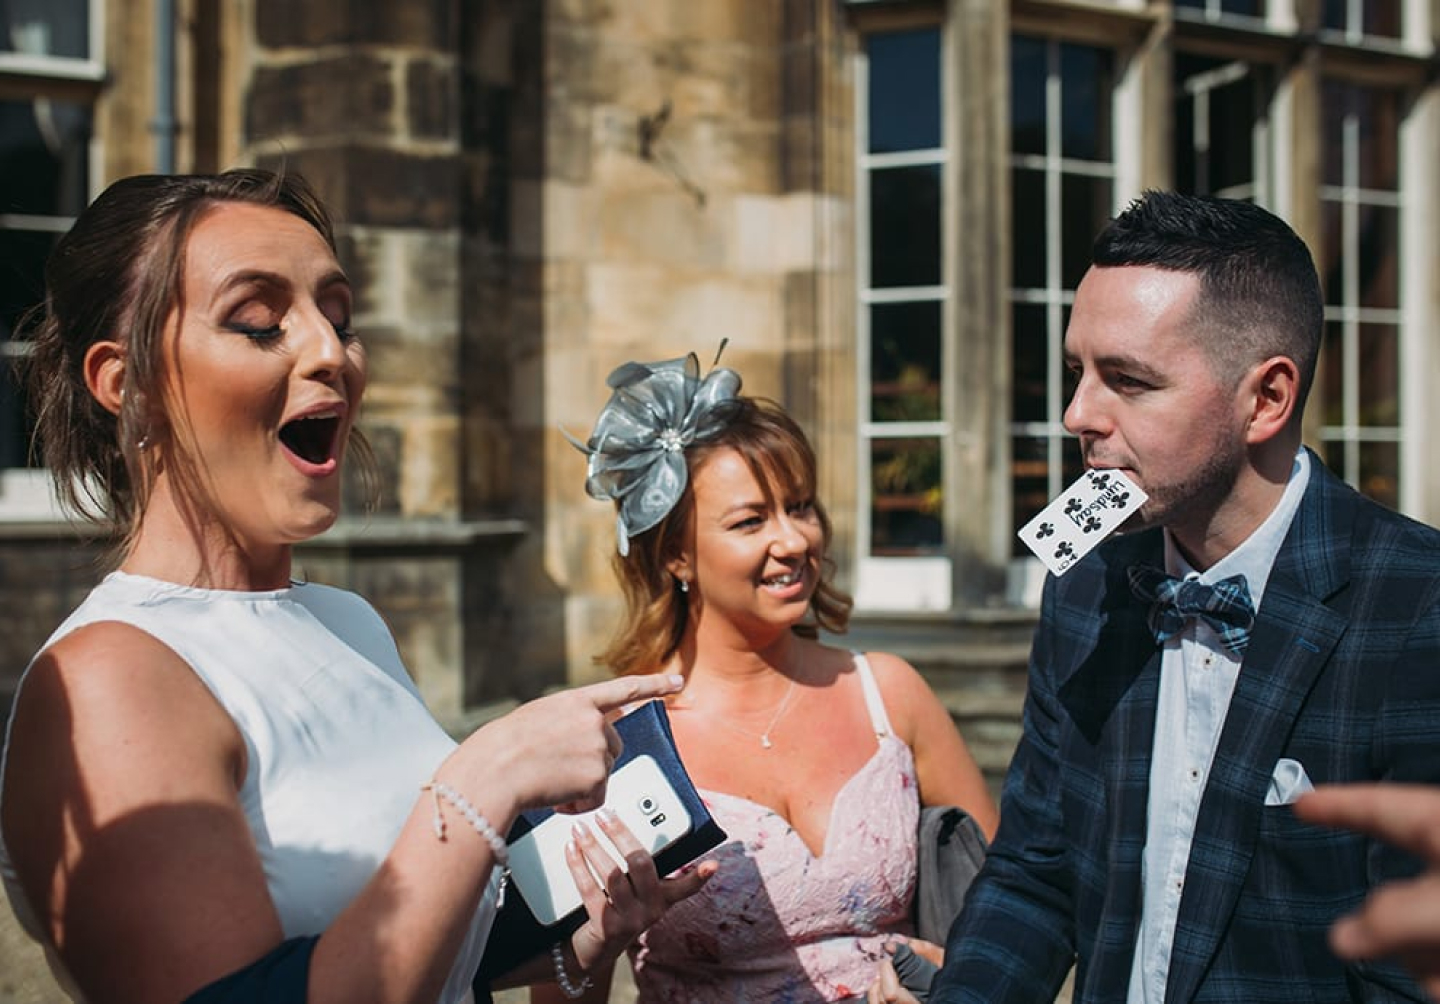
<box><xmin>506</xmin><ymin>753</ymin><xmax>693</xmax><ymax>926</ymax></box>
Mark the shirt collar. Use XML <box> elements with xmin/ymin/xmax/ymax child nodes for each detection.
<box><xmin>1163</xmin><ymin>448</ymin><xmax>1310</xmax><ymax>612</ymax></box>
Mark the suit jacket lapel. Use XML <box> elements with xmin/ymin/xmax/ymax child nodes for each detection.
<box><xmin>1163</xmin><ymin>458</ymin><xmax>1353</xmax><ymax>1004</ymax></box>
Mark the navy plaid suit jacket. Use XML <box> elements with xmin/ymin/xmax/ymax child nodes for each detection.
<box><xmin>932</xmin><ymin>455</ymin><xmax>1440</xmax><ymax>1003</ymax></box>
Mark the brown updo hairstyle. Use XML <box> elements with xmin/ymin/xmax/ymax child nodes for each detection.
<box><xmin>598</xmin><ymin>396</ymin><xmax>853</xmax><ymax>676</ymax></box>
<box><xmin>21</xmin><ymin>168</ymin><xmax>376</xmax><ymax>555</ymax></box>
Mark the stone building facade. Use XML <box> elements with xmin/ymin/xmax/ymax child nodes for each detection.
<box><xmin>2</xmin><ymin>0</ymin><xmax>1439</xmax><ymax>998</ymax></box>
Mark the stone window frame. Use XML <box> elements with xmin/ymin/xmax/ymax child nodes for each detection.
<box><xmin>0</xmin><ymin>0</ymin><xmax>103</xmax><ymax>522</ymax></box>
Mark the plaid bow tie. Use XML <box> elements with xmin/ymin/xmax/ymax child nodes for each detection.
<box><xmin>1127</xmin><ymin>565</ymin><xmax>1256</xmax><ymax>656</ymax></box>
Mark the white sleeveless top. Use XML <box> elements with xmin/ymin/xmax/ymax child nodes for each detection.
<box><xmin>0</xmin><ymin>571</ymin><xmax>496</xmax><ymax>1003</ymax></box>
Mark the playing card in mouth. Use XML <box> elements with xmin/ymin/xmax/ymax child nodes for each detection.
<box><xmin>1017</xmin><ymin>468</ymin><xmax>1149</xmax><ymax>576</ymax></box>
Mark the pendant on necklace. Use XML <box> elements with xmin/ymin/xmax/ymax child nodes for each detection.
<box><xmin>761</xmin><ymin>735</ymin><xmax>774</xmax><ymax>749</ymax></box>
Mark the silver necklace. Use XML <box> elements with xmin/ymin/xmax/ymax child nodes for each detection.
<box><xmin>690</xmin><ymin>677</ymin><xmax>798</xmax><ymax>750</ymax></box>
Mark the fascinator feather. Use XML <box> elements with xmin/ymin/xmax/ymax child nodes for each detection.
<box><xmin>567</xmin><ymin>350</ymin><xmax>742</xmax><ymax>555</ymax></box>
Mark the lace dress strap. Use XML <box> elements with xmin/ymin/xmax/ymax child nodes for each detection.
<box><xmin>851</xmin><ymin>651</ymin><xmax>893</xmax><ymax>739</ymax></box>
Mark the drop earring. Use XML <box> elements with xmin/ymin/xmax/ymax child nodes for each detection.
<box><xmin>678</xmin><ymin>578</ymin><xmax>690</xmax><ymax>594</ymax></box>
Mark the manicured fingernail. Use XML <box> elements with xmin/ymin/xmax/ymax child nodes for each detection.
<box><xmin>572</xmin><ymin>821</ymin><xmax>589</xmax><ymax>840</ymax></box>
<box><xmin>598</xmin><ymin>807</ymin><xmax>618</xmax><ymax>823</ymax></box>
<box><xmin>668</xmin><ymin>674</ymin><xmax>685</xmax><ymax>688</ymax></box>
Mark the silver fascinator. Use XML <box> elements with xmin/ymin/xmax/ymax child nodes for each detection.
<box><xmin>567</xmin><ymin>350</ymin><xmax>742</xmax><ymax>555</ymax></box>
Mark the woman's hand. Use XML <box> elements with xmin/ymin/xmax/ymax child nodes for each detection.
<box><xmin>867</xmin><ymin>936</ymin><xmax>943</xmax><ymax>1003</ymax></box>
<box><xmin>868</xmin><ymin>959</ymin><xmax>923</xmax><ymax>1004</ymax></box>
<box><xmin>448</xmin><ymin>675</ymin><xmax>685</xmax><ymax>822</ymax></box>
<box><xmin>565</xmin><ymin>809</ymin><xmax>716</xmax><ymax>973</ymax></box>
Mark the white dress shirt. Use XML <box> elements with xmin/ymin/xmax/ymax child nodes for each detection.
<box><xmin>1126</xmin><ymin>449</ymin><xmax>1311</xmax><ymax>1004</ymax></box>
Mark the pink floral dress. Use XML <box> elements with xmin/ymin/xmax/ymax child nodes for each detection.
<box><xmin>630</xmin><ymin>653</ymin><xmax>920</xmax><ymax>1002</ymax></box>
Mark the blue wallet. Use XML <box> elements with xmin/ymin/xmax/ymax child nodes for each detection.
<box><xmin>475</xmin><ymin>698</ymin><xmax>726</xmax><ymax>981</ymax></box>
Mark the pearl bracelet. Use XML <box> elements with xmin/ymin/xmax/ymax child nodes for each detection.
<box><xmin>551</xmin><ymin>942</ymin><xmax>594</xmax><ymax>999</ymax></box>
<box><xmin>421</xmin><ymin>780</ymin><xmax>509</xmax><ymax>864</ymax></box>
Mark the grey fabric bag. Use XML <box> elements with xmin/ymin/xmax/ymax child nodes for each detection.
<box><xmin>914</xmin><ymin>804</ymin><xmax>989</xmax><ymax>945</ymax></box>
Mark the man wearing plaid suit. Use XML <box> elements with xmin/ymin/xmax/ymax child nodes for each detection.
<box><xmin>929</xmin><ymin>192</ymin><xmax>1440</xmax><ymax>1003</ymax></box>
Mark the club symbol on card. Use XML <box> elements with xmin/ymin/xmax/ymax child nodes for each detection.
<box><xmin>1114</xmin><ymin>491</ymin><xmax>1130</xmax><ymax>506</ymax></box>
<box><xmin>1082</xmin><ymin>516</ymin><xmax>1103</xmax><ymax>533</ymax></box>
<box><xmin>1065</xmin><ymin>498</ymin><xmax>1083</xmax><ymax>515</ymax></box>
<box><xmin>1054</xmin><ymin>541</ymin><xmax>1075</xmax><ymax>560</ymax></box>
<box><xmin>1090</xmin><ymin>472</ymin><xmax>1112</xmax><ymax>490</ymax></box>
<box><xmin>1035</xmin><ymin>522</ymin><xmax>1055</xmax><ymax>540</ymax></box>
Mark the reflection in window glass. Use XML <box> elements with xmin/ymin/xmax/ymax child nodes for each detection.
<box><xmin>1357</xmin><ymin>204</ymin><xmax>1399</xmax><ymax>310</ymax></box>
<box><xmin>1060</xmin><ymin>46</ymin><xmax>1113</xmax><ymax>162</ymax></box>
<box><xmin>1012</xmin><ymin>304</ymin><xmax>1048</xmax><ymax>424</ymax></box>
<box><xmin>1176</xmin><ymin>0</ymin><xmax>1265</xmax><ymax>19</ymax></box>
<box><xmin>871</xmin><ymin>438</ymin><xmax>944</xmax><ymax>556</ymax></box>
<box><xmin>1321</xmin><ymin>319</ymin><xmax>1345</xmax><ymax>427</ymax></box>
<box><xmin>1011</xmin><ymin>37</ymin><xmax>1046</xmax><ymax>157</ymax></box>
<box><xmin>0</xmin><ymin>2</ymin><xmax>90</xmax><ymax>59</ymax></box>
<box><xmin>0</xmin><ymin>99</ymin><xmax>92</xmax><ymax>217</ymax></box>
<box><xmin>867</xmin><ymin>29</ymin><xmax>941</xmax><ymax>154</ymax></box>
<box><xmin>1174</xmin><ymin>54</ymin><xmax>1263</xmax><ymax>201</ymax></box>
<box><xmin>2</xmin><ymin>96</ymin><xmax>91</xmax><ymax>471</ymax></box>
<box><xmin>0</xmin><ymin>231</ymin><xmax>51</xmax><ymax>469</ymax></box>
<box><xmin>1060</xmin><ymin>172</ymin><xmax>1112</xmax><ymax>289</ymax></box>
<box><xmin>871</xmin><ymin>302</ymin><xmax>942</xmax><ymax>423</ymax></box>
<box><xmin>869</xmin><ymin>165</ymin><xmax>942</xmax><ymax>288</ymax></box>
<box><xmin>1322</xmin><ymin>0</ymin><xmax>1401</xmax><ymax>38</ymax></box>
<box><xmin>1358</xmin><ymin>323</ymin><xmax>1399</xmax><ymax>426</ymax></box>
<box><xmin>1011</xmin><ymin>168</ymin><xmax>1047</xmax><ymax>289</ymax></box>
<box><xmin>1359</xmin><ymin>441</ymin><xmax>1399</xmax><ymax>509</ymax></box>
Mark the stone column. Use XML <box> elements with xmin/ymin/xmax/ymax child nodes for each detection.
<box><xmin>947</xmin><ymin>0</ymin><xmax>1012</xmax><ymax>607</ymax></box>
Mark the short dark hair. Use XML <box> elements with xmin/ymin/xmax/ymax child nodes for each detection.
<box><xmin>1091</xmin><ymin>190</ymin><xmax>1323</xmax><ymax>410</ymax></box>
<box><xmin>22</xmin><ymin>168</ymin><xmax>375</xmax><ymax>551</ymax></box>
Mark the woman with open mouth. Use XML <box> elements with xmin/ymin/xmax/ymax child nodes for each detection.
<box><xmin>0</xmin><ymin>168</ymin><xmax>706</xmax><ymax>1004</ymax></box>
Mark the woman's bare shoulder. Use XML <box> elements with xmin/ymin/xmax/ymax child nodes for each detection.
<box><xmin>7</xmin><ymin>619</ymin><xmax>244</xmax><ymax>816</ymax></box>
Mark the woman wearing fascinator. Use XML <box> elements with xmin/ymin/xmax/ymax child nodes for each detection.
<box><xmin>539</xmin><ymin>352</ymin><xmax>999</xmax><ymax>1003</ymax></box>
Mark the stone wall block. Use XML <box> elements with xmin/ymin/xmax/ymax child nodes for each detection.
<box><xmin>336</xmin><ymin>229</ymin><xmax>404</xmax><ymax>320</ymax></box>
<box><xmin>547</xmin><ymin>26</ymin><xmax>601</xmax><ymax>103</ymax></box>
<box><xmin>402</xmin><ymin>231</ymin><xmax>461</xmax><ymax>327</ymax></box>
<box><xmin>247</xmin><ymin>55</ymin><xmax>396</xmax><ymax>144</ymax></box>
<box><xmin>399</xmin><ymin>417</ymin><xmax>461</xmax><ymax>517</ymax></box>
<box><xmin>260</xmin><ymin>148</ymin><xmax>462</xmax><ymax>229</ymax></box>
<box><xmin>595</xmin><ymin>188</ymin><xmax>729</xmax><ymax>268</ymax></box>
<box><xmin>348</xmin><ymin>422</ymin><xmax>402</xmax><ymax>517</ymax></box>
<box><xmin>673</xmin><ymin>2</ymin><xmax>778</xmax><ymax>45</ymax></box>
<box><xmin>462</xmin><ymin>414</ymin><xmax>514</xmax><ymax>510</ymax></box>
<box><xmin>545</xmin><ymin>100</ymin><xmax>596</xmax><ymax>186</ymax></box>
<box><xmin>407</xmin><ymin>58</ymin><xmax>458</xmax><ymax>141</ymax></box>
<box><xmin>256</xmin><ymin>0</ymin><xmax>456</xmax><ymax>49</ymax></box>
<box><xmin>363</xmin><ymin>325</ymin><xmax>460</xmax><ymax>412</ymax></box>
<box><xmin>694</xmin><ymin>118</ymin><xmax>783</xmax><ymax>195</ymax></box>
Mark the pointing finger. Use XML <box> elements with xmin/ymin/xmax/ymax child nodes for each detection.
<box><xmin>579</xmin><ymin>674</ymin><xmax>686</xmax><ymax>715</ymax></box>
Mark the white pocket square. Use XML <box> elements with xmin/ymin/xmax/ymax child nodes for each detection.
<box><xmin>1265</xmin><ymin>757</ymin><xmax>1315</xmax><ymax>806</ymax></box>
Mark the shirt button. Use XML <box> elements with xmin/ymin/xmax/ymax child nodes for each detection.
<box><xmin>1189</xmin><ymin>769</ymin><xmax>1200</xmax><ymax>781</ymax></box>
